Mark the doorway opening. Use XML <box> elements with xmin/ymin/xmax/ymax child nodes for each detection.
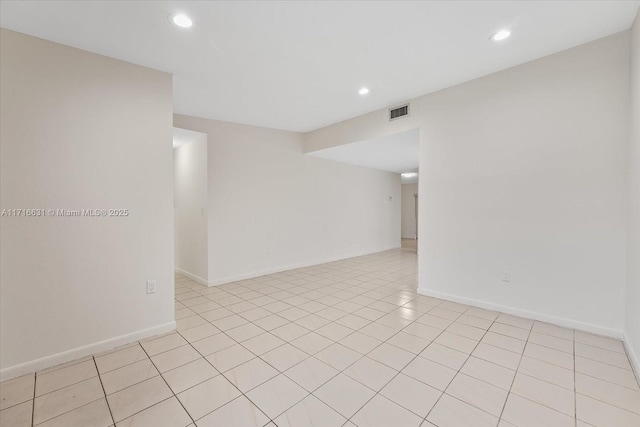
<box><xmin>173</xmin><ymin>127</ymin><xmax>209</xmax><ymax>285</ymax></box>
<box><xmin>306</xmin><ymin>127</ymin><xmax>420</xmax><ymax>253</ymax></box>
<box><xmin>401</xmin><ymin>171</ymin><xmax>418</xmax><ymax>252</ymax></box>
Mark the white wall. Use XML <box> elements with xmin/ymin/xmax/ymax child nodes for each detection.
<box><xmin>174</xmin><ymin>131</ymin><xmax>209</xmax><ymax>283</ymax></box>
<box><xmin>174</xmin><ymin>115</ymin><xmax>401</xmax><ymax>286</ymax></box>
<box><xmin>401</xmin><ymin>183</ymin><xmax>418</xmax><ymax>239</ymax></box>
<box><xmin>304</xmin><ymin>105</ymin><xmax>421</xmax><ymax>154</ymax></box>
<box><xmin>417</xmin><ymin>32</ymin><xmax>629</xmax><ymax>337</ymax></box>
<box><xmin>0</xmin><ymin>29</ymin><xmax>175</xmax><ymax>380</ymax></box>
<box><xmin>305</xmin><ymin>32</ymin><xmax>631</xmax><ymax>338</ymax></box>
<box><xmin>626</xmin><ymin>11</ymin><xmax>640</xmax><ymax>374</ymax></box>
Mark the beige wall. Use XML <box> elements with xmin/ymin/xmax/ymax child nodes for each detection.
<box><xmin>174</xmin><ymin>114</ymin><xmax>401</xmax><ymax>286</ymax></box>
<box><xmin>305</xmin><ymin>32</ymin><xmax>631</xmax><ymax>339</ymax></box>
<box><xmin>0</xmin><ymin>29</ymin><xmax>175</xmax><ymax>379</ymax></box>
<box><xmin>626</xmin><ymin>10</ymin><xmax>640</xmax><ymax>375</ymax></box>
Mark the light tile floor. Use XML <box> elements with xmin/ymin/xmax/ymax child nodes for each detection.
<box><xmin>1</xmin><ymin>248</ymin><xmax>639</xmax><ymax>427</ymax></box>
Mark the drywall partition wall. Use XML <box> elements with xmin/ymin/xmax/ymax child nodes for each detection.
<box><xmin>0</xmin><ymin>29</ymin><xmax>175</xmax><ymax>380</ymax></box>
<box><xmin>420</xmin><ymin>32</ymin><xmax>630</xmax><ymax>336</ymax></box>
<box><xmin>401</xmin><ymin>183</ymin><xmax>418</xmax><ymax>239</ymax></box>
<box><xmin>304</xmin><ymin>103</ymin><xmax>421</xmax><ymax>153</ymax></box>
<box><xmin>174</xmin><ymin>129</ymin><xmax>209</xmax><ymax>284</ymax></box>
<box><xmin>626</xmin><ymin>11</ymin><xmax>640</xmax><ymax>374</ymax></box>
<box><xmin>305</xmin><ymin>32</ymin><xmax>630</xmax><ymax>337</ymax></box>
<box><xmin>173</xmin><ymin>114</ymin><xmax>401</xmax><ymax>286</ymax></box>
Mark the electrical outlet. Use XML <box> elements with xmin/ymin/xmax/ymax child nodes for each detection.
<box><xmin>502</xmin><ymin>271</ymin><xmax>511</xmax><ymax>283</ymax></box>
<box><xmin>146</xmin><ymin>280</ymin><xmax>157</xmax><ymax>294</ymax></box>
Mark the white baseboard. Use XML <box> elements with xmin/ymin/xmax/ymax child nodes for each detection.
<box><xmin>623</xmin><ymin>331</ymin><xmax>640</xmax><ymax>385</ymax></box>
<box><xmin>0</xmin><ymin>321</ymin><xmax>176</xmax><ymax>381</ymax></box>
<box><xmin>417</xmin><ymin>287</ymin><xmax>624</xmax><ymax>339</ymax></box>
<box><xmin>174</xmin><ymin>267</ymin><xmax>208</xmax><ymax>286</ymax></box>
<box><xmin>206</xmin><ymin>245</ymin><xmax>402</xmax><ymax>287</ymax></box>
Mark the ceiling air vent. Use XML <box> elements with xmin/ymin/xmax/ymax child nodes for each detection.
<box><xmin>389</xmin><ymin>104</ymin><xmax>409</xmax><ymax>121</ymax></box>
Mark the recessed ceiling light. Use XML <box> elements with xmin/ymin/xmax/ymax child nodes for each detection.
<box><xmin>491</xmin><ymin>29</ymin><xmax>511</xmax><ymax>41</ymax></box>
<box><xmin>358</xmin><ymin>88</ymin><xmax>370</xmax><ymax>95</ymax></box>
<box><xmin>401</xmin><ymin>172</ymin><xmax>418</xmax><ymax>178</ymax></box>
<box><xmin>173</xmin><ymin>14</ymin><xmax>193</xmax><ymax>28</ymax></box>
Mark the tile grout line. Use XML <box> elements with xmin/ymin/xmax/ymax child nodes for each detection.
<box><xmin>178</xmin><ymin>300</ymin><xmax>313</xmax><ymax>423</ymax></box>
<box><xmin>15</xmin><ymin>249</ymin><xmax>638</xmax><ymax>427</ymax></box>
<box><xmin>504</xmin><ymin>348</ymin><xmax>586</xmax><ymax>422</ymax></box>
<box><xmin>423</xmin><ymin>310</ymin><xmax>501</xmax><ymax>425</ymax></box>
<box><xmin>351</xmin><ymin>322</ymin><xmax>448</xmax><ymax>423</ymax></box>
<box><xmin>137</xmin><ymin>341</ymin><xmax>197</xmax><ymax>426</ymax></box>
<box><xmin>176</xmin><ymin>267</ymin><xmax>427</xmax><ymax>423</ymax></box>
<box><xmin>92</xmin><ymin>356</ymin><xmax>116</xmax><ymax>427</ymax></box>
<box><xmin>573</xmin><ymin>386</ymin><xmax>640</xmax><ymax>417</ymax></box>
<box><xmin>185</xmin><ymin>273</ymin><xmax>559</xmax><ymax>424</ymax></box>
<box><xmin>30</xmin><ymin>371</ymin><xmax>36</xmax><ymax>427</ymax></box>
<box><xmin>336</xmin><ymin>299</ymin><xmax>460</xmax><ymax>425</ymax></box>
<box><xmin>496</xmin><ymin>320</ymin><xmax>533</xmax><ymax>424</ymax></box>
<box><xmin>217</xmin><ymin>298</ymin><xmax>379</xmax><ymax>422</ymax></box>
<box><xmin>174</xmin><ymin>315</ymin><xmax>279</xmax><ymax>425</ymax></box>
<box><xmin>27</xmin><ymin>372</ymin><xmax>108</xmax><ymax>426</ymax></box>
<box><xmin>574</xmin><ymin>341</ymin><xmax>637</xmax><ymax>371</ymax></box>
<box><xmin>168</xmin><ymin>270</ymin><xmax>632</xmax><ymax>426</ymax></box>
<box><xmin>477</xmin><ymin>329</ymin><xmax>623</xmax><ymax>395</ymax></box>
<box><xmin>574</xmin><ymin>329</ymin><xmax>577</xmax><ymax>427</ymax></box>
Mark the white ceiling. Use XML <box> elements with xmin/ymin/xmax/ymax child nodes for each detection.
<box><xmin>309</xmin><ymin>128</ymin><xmax>419</xmax><ymax>174</ymax></box>
<box><xmin>1</xmin><ymin>1</ymin><xmax>638</xmax><ymax>133</ymax></box>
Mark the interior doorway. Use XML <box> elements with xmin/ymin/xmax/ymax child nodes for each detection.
<box><xmin>401</xmin><ymin>171</ymin><xmax>418</xmax><ymax>252</ymax></box>
<box><xmin>173</xmin><ymin>127</ymin><xmax>209</xmax><ymax>285</ymax></box>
